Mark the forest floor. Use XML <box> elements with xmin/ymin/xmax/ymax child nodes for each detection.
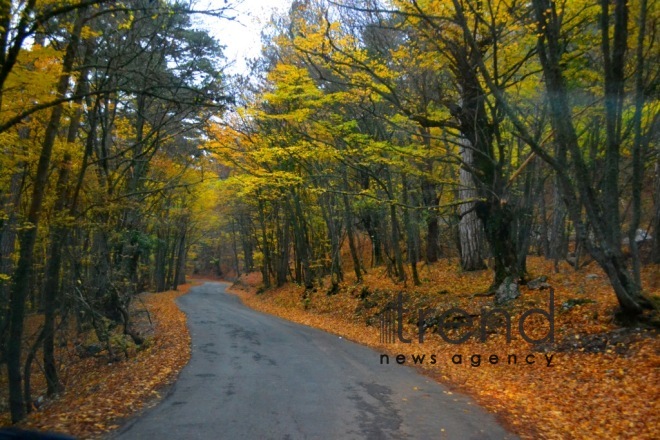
<box><xmin>0</xmin><ymin>283</ymin><xmax>194</xmax><ymax>438</ymax></box>
<box><xmin>228</xmin><ymin>256</ymin><xmax>659</xmax><ymax>439</ymax></box>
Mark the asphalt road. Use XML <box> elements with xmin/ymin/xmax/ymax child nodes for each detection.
<box><xmin>113</xmin><ymin>282</ymin><xmax>517</xmax><ymax>440</ymax></box>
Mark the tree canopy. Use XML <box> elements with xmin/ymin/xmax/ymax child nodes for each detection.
<box><xmin>0</xmin><ymin>0</ymin><xmax>658</xmax><ymax>426</ymax></box>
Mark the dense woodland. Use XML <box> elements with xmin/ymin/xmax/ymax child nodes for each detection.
<box><xmin>0</xmin><ymin>0</ymin><xmax>658</xmax><ymax>428</ymax></box>
<box><xmin>0</xmin><ymin>0</ymin><xmax>231</xmax><ymax>423</ymax></box>
<box><xmin>211</xmin><ymin>0</ymin><xmax>658</xmax><ymax>315</ymax></box>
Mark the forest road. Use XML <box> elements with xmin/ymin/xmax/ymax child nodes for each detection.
<box><xmin>112</xmin><ymin>282</ymin><xmax>518</xmax><ymax>440</ymax></box>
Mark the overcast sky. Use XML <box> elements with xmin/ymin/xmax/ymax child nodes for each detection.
<box><xmin>197</xmin><ymin>0</ymin><xmax>293</xmax><ymax>74</ymax></box>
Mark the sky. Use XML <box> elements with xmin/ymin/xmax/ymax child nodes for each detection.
<box><xmin>198</xmin><ymin>0</ymin><xmax>293</xmax><ymax>74</ymax></box>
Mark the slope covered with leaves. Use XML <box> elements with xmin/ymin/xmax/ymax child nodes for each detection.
<box><xmin>229</xmin><ymin>258</ymin><xmax>659</xmax><ymax>439</ymax></box>
<box><xmin>0</xmin><ymin>285</ymin><xmax>193</xmax><ymax>438</ymax></box>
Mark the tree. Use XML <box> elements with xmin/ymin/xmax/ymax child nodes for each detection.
<box><xmin>525</xmin><ymin>0</ymin><xmax>655</xmax><ymax>319</ymax></box>
<box><xmin>446</xmin><ymin>0</ymin><xmax>657</xmax><ymax>319</ymax></box>
<box><xmin>211</xmin><ymin>0</ymin><xmax>657</xmax><ymax>324</ymax></box>
<box><xmin>1</xmin><ymin>0</ymin><xmax>231</xmax><ymax>422</ymax></box>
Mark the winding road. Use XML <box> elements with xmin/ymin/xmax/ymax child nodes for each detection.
<box><xmin>113</xmin><ymin>282</ymin><xmax>516</xmax><ymax>439</ymax></box>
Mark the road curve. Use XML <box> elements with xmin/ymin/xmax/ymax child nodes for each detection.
<box><xmin>113</xmin><ymin>282</ymin><xmax>517</xmax><ymax>439</ymax></box>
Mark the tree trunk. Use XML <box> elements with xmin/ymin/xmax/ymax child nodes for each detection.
<box><xmin>319</xmin><ymin>192</ymin><xmax>342</xmax><ymax>285</ymax></box>
<box><xmin>174</xmin><ymin>222</ymin><xmax>187</xmax><ymax>287</ymax></box>
<box><xmin>402</xmin><ymin>175</ymin><xmax>420</xmax><ymax>285</ymax></box>
<box><xmin>275</xmin><ymin>210</ymin><xmax>290</xmax><ymax>287</ymax></box>
<box><xmin>257</xmin><ymin>196</ymin><xmax>271</xmax><ymax>288</ymax></box>
<box><xmin>155</xmin><ymin>231</ymin><xmax>167</xmax><ymax>292</ymax></box>
<box><xmin>230</xmin><ymin>219</ymin><xmax>241</xmax><ymax>278</ymax></box>
<box><xmin>538</xmin><ymin>177</ymin><xmax>550</xmax><ymax>257</ymax></box>
<box><xmin>42</xmin><ymin>54</ymin><xmax>90</xmax><ymax>395</ymax></box>
<box><xmin>342</xmin><ymin>170</ymin><xmax>362</xmax><ymax>282</ymax></box>
<box><xmin>600</xmin><ymin>0</ymin><xmax>627</xmax><ymax>247</ymax></box>
<box><xmin>239</xmin><ymin>214</ymin><xmax>254</xmax><ymax>273</ymax></box>
<box><xmin>457</xmin><ymin>137</ymin><xmax>486</xmax><ymax>271</ymax></box>
<box><xmin>0</xmin><ymin>163</ymin><xmax>24</xmax><ymax>362</ymax></box>
<box><xmin>41</xmin><ymin>162</ymin><xmax>69</xmax><ymax>396</ymax></box>
<box><xmin>386</xmin><ymin>173</ymin><xmax>405</xmax><ymax>282</ymax></box>
<box><xmin>289</xmin><ymin>190</ymin><xmax>313</xmax><ymax>289</ymax></box>
<box><xmin>420</xmin><ymin>128</ymin><xmax>439</xmax><ymax>263</ymax></box>
<box><xmin>548</xmin><ymin>175</ymin><xmax>567</xmax><ymax>263</ymax></box>
<box><xmin>166</xmin><ymin>236</ymin><xmax>176</xmax><ymax>289</ymax></box>
<box><xmin>532</xmin><ymin>0</ymin><xmax>652</xmax><ymax>319</ymax></box>
<box><xmin>7</xmin><ymin>10</ymin><xmax>84</xmax><ymax>422</ymax></box>
<box><xmin>514</xmin><ymin>156</ymin><xmax>537</xmax><ymax>276</ymax></box>
<box><xmin>363</xmin><ymin>211</ymin><xmax>383</xmax><ymax>267</ymax></box>
<box><xmin>23</xmin><ymin>328</ymin><xmax>45</xmax><ymax>414</ymax></box>
<box><xmin>652</xmin><ymin>159</ymin><xmax>660</xmax><ymax>264</ymax></box>
<box><xmin>628</xmin><ymin>0</ymin><xmax>649</xmax><ymax>284</ymax></box>
<box><xmin>452</xmin><ymin>38</ymin><xmax>523</xmax><ymax>287</ymax></box>
<box><xmin>476</xmin><ymin>200</ymin><xmax>522</xmax><ymax>287</ymax></box>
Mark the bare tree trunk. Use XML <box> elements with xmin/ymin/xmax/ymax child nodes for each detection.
<box><xmin>386</xmin><ymin>172</ymin><xmax>405</xmax><ymax>282</ymax></box>
<box><xmin>41</xmin><ymin>163</ymin><xmax>69</xmax><ymax>396</ymax></box>
<box><xmin>167</xmin><ymin>236</ymin><xmax>177</xmax><ymax>290</ymax></box>
<box><xmin>275</xmin><ymin>210</ymin><xmax>290</xmax><ymax>287</ymax></box>
<box><xmin>600</xmin><ymin>0</ymin><xmax>627</xmax><ymax>247</ymax></box>
<box><xmin>514</xmin><ymin>157</ymin><xmax>537</xmax><ymax>275</ymax></box>
<box><xmin>402</xmin><ymin>175</ymin><xmax>420</xmax><ymax>285</ymax></box>
<box><xmin>457</xmin><ymin>137</ymin><xmax>486</xmax><ymax>271</ymax></box>
<box><xmin>342</xmin><ymin>170</ymin><xmax>362</xmax><ymax>282</ymax></box>
<box><xmin>257</xmin><ymin>196</ymin><xmax>271</xmax><ymax>288</ymax></box>
<box><xmin>0</xmin><ymin>164</ymin><xmax>24</xmax><ymax>361</ymax></box>
<box><xmin>319</xmin><ymin>192</ymin><xmax>342</xmax><ymax>285</ymax></box>
<box><xmin>239</xmin><ymin>214</ymin><xmax>254</xmax><ymax>272</ymax></box>
<box><xmin>548</xmin><ymin>174</ymin><xmax>567</xmax><ymax>264</ymax></box>
<box><xmin>363</xmin><ymin>211</ymin><xmax>383</xmax><ymax>267</ymax></box>
<box><xmin>628</xmin><ymin>0</ymin><xmax>649</xmax><ymax>285</ymax></box>
<box><xmin>230</xmin><ymin>219</ymin><xmax>241</xmax><ymax>278</ymax></box>
<box><xmin>174</xmin><ymin>226</ymin><xmax>187</xmax><ymax>287</ymax></box>
<box><xmin>288</xmin><ymin>190</ymin><xmax>313</xmax><ymax>289</ymax></box>
<box><xmin>420</xmin><ymin>128</ymin><xmax>439</xmax><ymax>263</ymax></box>
<box><xmin>155</xmin><ymin>230</ymin><xmax>167</xmax><ymax>292</ymax></box>
<box><xmin>538</xmin><ymin>177</ymin><xmax>550</xmax><ymax>257</ymax></box>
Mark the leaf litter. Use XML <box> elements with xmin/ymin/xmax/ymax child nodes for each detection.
<box><xmin>229</xmin><ymin>257</ymin><xmax>659</xmax><ymax>440</ymax></box>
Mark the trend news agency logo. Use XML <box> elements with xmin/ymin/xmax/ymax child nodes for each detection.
<box><xmin>379</xmin><ymin>289</ymin><xmax>555</xmax><ymax>345</ymax></box>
